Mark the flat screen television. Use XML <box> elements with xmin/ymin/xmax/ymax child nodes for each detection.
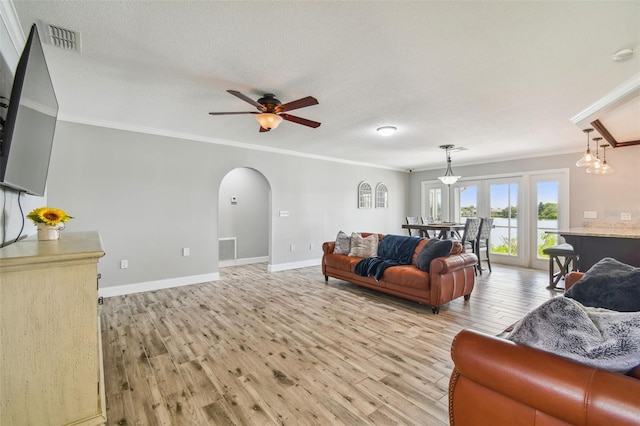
<box><xmin>0</xmin><ymin>24</ymin><xmax>58</xmax><ymax>196</ymax></box>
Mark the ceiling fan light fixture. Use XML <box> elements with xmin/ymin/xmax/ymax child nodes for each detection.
<box><xmin>256</xmin><ymin>113</ymin><xmax>283</xmax><ymax>130</ymax></box>
<box><xmin>376</xmin><ymin>126</ymin><xmax>397</xmax><ymax>136</ymax></box>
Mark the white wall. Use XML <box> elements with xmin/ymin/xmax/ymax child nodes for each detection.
<box><xmin>47</xmin><ymin>121</ymin><xmax>408</xmax><ymax>290</ymax></box>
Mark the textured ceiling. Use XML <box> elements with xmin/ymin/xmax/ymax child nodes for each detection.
<box><xmin>8</xmin><ymin>1</ymin><xmax>640</xmax><ymax>171</ymax></box>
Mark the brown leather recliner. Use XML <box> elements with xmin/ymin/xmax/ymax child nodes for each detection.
<box><xmin>448</xmin><ymin>271</ymin><xmax>640</xmax><ymax>425</ymax></box>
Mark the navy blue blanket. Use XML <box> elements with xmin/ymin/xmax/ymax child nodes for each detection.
<box><xmin>355</xmin><ymin>235</ymin><xmax>422</xmax><ymax>281</ymax></box>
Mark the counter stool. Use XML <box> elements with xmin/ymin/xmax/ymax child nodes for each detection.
<box><xmin>542</xmin><ymin>243</ymin><xmax>579</xmax><ymax>290</ymax></box>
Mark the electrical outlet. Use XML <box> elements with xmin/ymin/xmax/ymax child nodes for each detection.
<box><xmin>621</xmin><ymin>212</ymin><xmax>632</xmax><ymax>221</ymax></box>
<box><xmin>280</xmin><ymin>210</ymin><xmax>290</xmax><ymax>217</ymax></box>
<box><xmin>182</xmin><ymin>247</ymin><xmax>190</xmax><ymax>256</ymax></box>
<box><xmin>120</xmin><ymin>260</ymin><xmax>128</xmax><ymax>269</ymax></box>
<box><xmin>290</xmin><ymin>244</ymin><xmax>295</xmax><ymax>252</ymax></box>
<box><xmin>583</xmin><ymin>211</ymin><xmax>597</xmax><ymax>219</ymax></box>
<box><xmin>309</xmin><ymin>243</ymin><xmax>314</xmax><ymax>250</ymax></box>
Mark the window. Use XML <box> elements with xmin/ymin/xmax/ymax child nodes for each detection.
<box><xmin>375</xmin><ymin>183</ymin><xmax>388</xmax><ymax>208</ymax></box>
<box><xmin>358</xmin><ymin>181</ymin><xmax>372</xmax><ymax>208</ymax></box>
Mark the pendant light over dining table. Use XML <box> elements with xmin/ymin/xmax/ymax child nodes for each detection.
<box><xmin>438</xmin><ymin>144</ymin><xmax>461</xmax><ymax>185</ymax></box>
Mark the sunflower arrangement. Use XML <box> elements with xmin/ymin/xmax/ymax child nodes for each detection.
<box><xmin>27</xmin><ymin>207</ymin><xmax>73</xmax><ymax>226</ymax></box>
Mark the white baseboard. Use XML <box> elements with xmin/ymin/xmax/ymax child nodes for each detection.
<box><xmin>99</xmin><ymin>272</ymin><xmax>220</xmax><ymax>298</ymax></box>
<box><xmin>219</xmin><ymin>256</ymin><xmax>269</xmax><ymax>268</ymax></box>
<box><xmin>268</xmin><ymin>258</ymin><xmax>321</xmax><ymax>272</ymax></box>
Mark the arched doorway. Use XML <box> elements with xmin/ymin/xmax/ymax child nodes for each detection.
<box><xmin>218</xmin><ymin>167</ymin><xmax>271</xmax><ymax>268</ymax></box>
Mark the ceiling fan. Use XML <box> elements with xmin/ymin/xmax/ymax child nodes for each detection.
<box><xmin>209</xmin><ymin>90</ymin><xmax>321</xmax><ymax>132</ymax></box>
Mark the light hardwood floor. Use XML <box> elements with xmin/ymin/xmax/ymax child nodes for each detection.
<box><xmin>100</xmin><ymin>263</ymin><xmax>559</xmax><ymax>425</ymax></box>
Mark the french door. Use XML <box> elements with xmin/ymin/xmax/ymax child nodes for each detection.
<box><xmin>422</xmin><ymin>170</ymin><xmax>568</xmax><ymax>269</ymax></box>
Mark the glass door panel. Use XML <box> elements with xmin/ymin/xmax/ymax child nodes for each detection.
<box><xmin>456</xmin><ymin>184</ymin><xmax>478</xmax><ymax>222</ymax></box>
<box><xmin>530</xmin><ymin>172</ymin><xmax>568</xmax><ymax>270</ymax></box>
<box><xmin>536</xmin><ymin>180</ymin><xmax>559</xmax><ymax>259</ymax></box>
<box><xmin>489</xmin><ymin>182</ymin><xmax>519</xmax><ymax>257</ymax></box>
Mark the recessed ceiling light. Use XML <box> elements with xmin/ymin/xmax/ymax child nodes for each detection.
<box><xmin>612</xmin><ymin>48</ymin><xmax>634</xmax><ymax>61</ymax></box>
<box><xmin>376</xmin><ymin>126</ymin><xmax>397</xmax><ymax>136</ymax></box>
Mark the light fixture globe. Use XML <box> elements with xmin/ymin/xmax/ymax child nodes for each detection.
<box><xmin>588</xmin><ymin>144</ymin><xmax>615</xmax><ymax>175</ymax></box>
<box><xmin>438</xmin><ymin>144</ymin><xmax>461</xmax><ymax>185</ymax></box>
<box><xmin>439</xmin><ymin>175</ymin><xmax>460</xmax><ymax>185</ymax></box>
<box><xmin>376</xmin><ymin>126</ymin><xmax>397</xmax><ymax>136</ymax></box>
<box><xmin>576</xmin><ymin>128</ymin><xmax>598</xmax><ymax>167</ymax></box>
<box><xmin>256</xmin><ymin>113</ymin><xmax>283</xmax><ymax>130</ymax></box>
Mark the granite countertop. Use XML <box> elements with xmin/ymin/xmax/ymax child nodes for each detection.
<box><xmin>558</xmin><ymin>227</ymin><xmax>640</xmax><ymax>239</ymax></box>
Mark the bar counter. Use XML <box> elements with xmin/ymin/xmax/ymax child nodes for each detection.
<box><xmin>559</xmin><ymin>227</ymin><xmax>640</xmax><ymax>271</ymax></box>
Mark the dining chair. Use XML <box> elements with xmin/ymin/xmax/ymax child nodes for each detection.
<box><xmin>460</xmin><ymin>218</ymin><xmax>481</xmax><ymax>274</ymax></box>
<box><xmin>476</xmin><ymin>218</ymin><xmax>494</xmax><ymax>275</ymax></box>
<box><xmin>406</xmin><ymin>217</ymin><xmax>421</xmax><ymax>237</ymax></box>
<box><xmin>420</xmin><ymin>217</ymin><xmax>436</xmax><ymax>238</ymax></box>
<box><xmin>460</xmin><ymin>218</ymin><xmax>481</xmax><ymax>249</ymax></box>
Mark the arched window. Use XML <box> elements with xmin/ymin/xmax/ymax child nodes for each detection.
<box><xmin>358</xmin><ymin>181</ymin><xmax>372</xmax><ymax>209</ymax></box>
<box><xmin>376</xmin><ymin>183</ymin><xmax>388</xmax><ymax>208</ymax></box>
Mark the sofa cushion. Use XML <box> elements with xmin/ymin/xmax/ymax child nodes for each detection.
<box><xmin>411</xmin><ymin>239</ymin><xmax>429</xmax><ymax>264</ymax></box>
<box><xmin>415</xmin><ymin>239</ymin><xmax>453</xmax><ymax>272</ymax></box>
<box><xmin>564</xmin><ymin>257</ymin><xmax>640</xmax><ymax>312</ymax></box>
<box><xmin>380</xmin><ymin>265</ymin><xmax>430</xmax><ymax>290</ymax></box>
<box><xmin>334</xmin><ymin>230</ymin><xmax>351</xmax><ymax>254</ymax></box>
<box><xmin>324</xmin><ymin>253</ymin><xmax>362</xmax><ymax>272</ymax></box>
<box><xmin>348</xmin><ymin>232</ymin><xmax>378</xmax><ymax>258</ymax></box>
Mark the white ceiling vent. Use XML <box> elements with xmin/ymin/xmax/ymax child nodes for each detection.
<box><xmin>38</xmin><ymin>21</ymin><xmax>81</xmax><ymax>52</ymax></box>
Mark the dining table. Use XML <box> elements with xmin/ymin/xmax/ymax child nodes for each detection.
<box><xmin>402</xmin><ymin>222</ymin><xmax>465</xmax><ymax>239</ymax></box>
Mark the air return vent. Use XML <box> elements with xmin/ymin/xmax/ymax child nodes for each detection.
<box><xmin>39</xmin><ymin>21</ymin><xmax>81</xmax><ymax>51</ymax></box>
<box><xmin>219</xmin><ymin>238</ymin><xmax>237</xmax><ymax>262</ymax></box>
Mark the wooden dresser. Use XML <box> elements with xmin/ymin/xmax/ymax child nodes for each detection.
<box><xmin>0</xmin><ymin>231</ymin><xmax>106</xmax><ymax>425</ymax></box>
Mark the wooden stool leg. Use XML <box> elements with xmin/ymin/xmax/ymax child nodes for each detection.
<box><xmin>547</xmin><ymin>256</ymin><xmax>555</xmax><ymax>289</ymax></box>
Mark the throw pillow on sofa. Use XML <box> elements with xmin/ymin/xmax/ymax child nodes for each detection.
<box><xmin>334</xmin><ymin>231</ymin><xmax>351</xmax><ymax>254</ymax></box>
<box><xmin>348</xmin><ymin>232</ymin><xmax>378</xmax><ymax>258</ymax></box>
<box><xmin>415</xmin><ymin>239</ymin><xmax>453</xmax><ymax>272</ymax></box>
<box><xmin>564</xmin><ymin>257</ymin><xmax>640</xmax><ymax>312</ymax></box>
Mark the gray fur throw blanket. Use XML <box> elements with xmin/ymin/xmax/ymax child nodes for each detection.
<box><xmin>508</xmin><ymin>297</ymin><xmax>640</xmax><ymax>374</ymax></box>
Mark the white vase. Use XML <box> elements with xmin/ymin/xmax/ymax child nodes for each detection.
<box><xmin>37</xmin><ymin>223</ymin><xmax>64</xmax><ymax>241</ymax></box>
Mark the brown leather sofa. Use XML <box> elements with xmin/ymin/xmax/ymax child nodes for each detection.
<box><xmin>449</xmin><ymin>272</ymin><xmax>640</xmax><ymax>425</ymax></box>
<box><xmin>322</xmin><ymin>233</ymin><xmax>477</xmax><ymax>313</ymax></box>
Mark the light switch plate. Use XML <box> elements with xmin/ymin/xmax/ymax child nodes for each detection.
<box><xmin>583</xmin><ymin>211</ymin><xmax>597</xmax><ymax>219</ymax></box>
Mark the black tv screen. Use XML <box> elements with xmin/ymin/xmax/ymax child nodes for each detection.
<box><xmin>0</xmin><ymin>24</ymin><xmax>58</xmax><ymax>196</ymax></box>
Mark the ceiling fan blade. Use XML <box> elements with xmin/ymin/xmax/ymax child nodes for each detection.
<box><xmin>276</xmin><ymin>96</ymin><xmax>318</xmax><ymax>113</ymax></box>
<box><xmin>259</xmin><ymin>126</ymin><xmax>270</xmax><ymax>132</ymax></box>
<box><xmin>227</xmin><ymin>90</ymin><xmax>266</xmax><ymax>111</ymax></box>
<box><xmin>208</xmin><ymin>111</ymin><xmax>258</xmax><ymax>115</ymax></box>
<box><xmin>281</xmin><ymin>114</ymin><xmax>321</xmax><ymax>128</ymax></box>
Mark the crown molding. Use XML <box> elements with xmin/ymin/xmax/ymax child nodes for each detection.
<box><xmin>57</xmin><ymin>113</ymin><xmax>405</xmax><ymax>172</ymax></box>
<box><xmin>570</xmin><ymin>73</ymin><xmax>640</xmax><ymax>128</ymax></box>
<box><xmin>0</xmin><ymin>1</ymin><xmax>25</xmax><ymax>55</ymax></box>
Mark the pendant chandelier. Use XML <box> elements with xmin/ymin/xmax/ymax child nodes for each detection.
<box><xmin>576</xmin><ymin>128</ymin><xmax>599</xmax><ymax>167</ymax></box>
<box><xmin>438</xmin><ymin>144</ymin><xmax>461</xmax><ymax>185</ymax></box>
<box><xmin>587</xmin><ymin>141</ymin><xmax>615</xmax><ymax>175</ymax></box>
